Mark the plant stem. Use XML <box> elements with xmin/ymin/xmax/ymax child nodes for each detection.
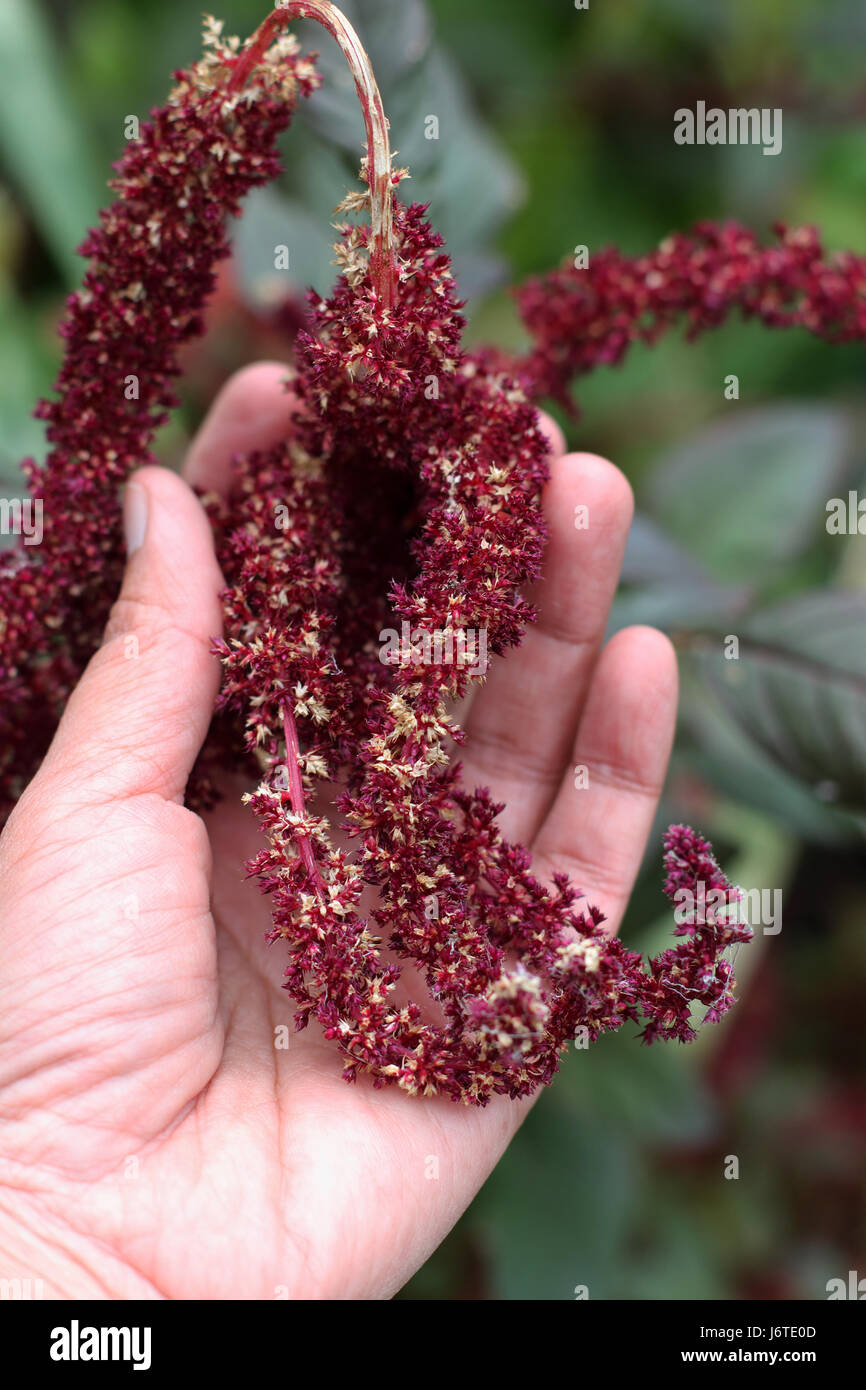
<box><xmin>282</xmin><ymin>704</ymin><xmax>327</xmax><ymax>902</ymax></box>
<box><xmin>227</xmin><ymin>1</ymin><xmax>398</xmax><ymax>308</ymax></box>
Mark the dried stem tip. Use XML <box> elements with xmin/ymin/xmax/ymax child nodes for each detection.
<box><xmin>228</xmin><ymin>1</ymin><xmax>397</xmax><ymax>308</ymax></box>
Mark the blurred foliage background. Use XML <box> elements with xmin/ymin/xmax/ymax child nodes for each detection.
<box><xmin>1</xmin><ymin>0</ymin><xmax>865</xmax><ymax>1299</ymax></box>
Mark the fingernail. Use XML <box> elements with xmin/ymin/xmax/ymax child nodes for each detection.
<box><xmin>123</xmin><ymin>482</ymin><xmax>148</xmax><ymax>555</ymax></box>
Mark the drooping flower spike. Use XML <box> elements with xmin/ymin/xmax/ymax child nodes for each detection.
<box><xmin>0</xmin><ymin>17</ymin><xmax>318</xmax><ymax>810</ymax></box>
<box><xmin>512</xmin><ymin>221</ymin><xmax>866</xmax><ymax>412</ymax></box>
<box><xmin>0</xmin><ymin>5</ymin><xmax>763</xmax><ymax>1102</ymax></box>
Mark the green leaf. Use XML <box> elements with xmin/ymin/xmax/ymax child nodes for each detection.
<box><xmin>0</xmin><ymin>0</ymin><xmax>103</xmax><ymax>284</ymax></box>
<box><xmin>684</xmin><ymin>591</ymin><xmax>866</xmax><ymax>815</ymax></box>
<box><xmin>563</xmin><ymin>1027</ymin><xmax>718</xmax><ymax>1148</ymax></box>
<box><xmin>479</xmin><ymin>1091</ymin><xmax>641</xmax><ymax>1300</ymax></box>
<box><xmin>621</xmin><ymin>512</ymin><xmax>710</xmax><ymax>585</ymax></box>
<box><xmin>409</xmin><ymin>50</ymin><xmax>524</xmax><ymax>295</ymax></box>
<box><xmin>232</xmin><ymin>185</ymin><xmax>331</xmax><ymax>304</ymax></box>
<box><xmin>680</xmin><ymin>662</ymin><xmax>863</xmax><ymax>845</ymax></box>
<box><xmin>0</xmin><ymin>288</ymin><xmax>54</xmax><ymax>491</ymax></box>
<box><xmin>608</xmin><ymin>580</ymin><xmax>750</xmax><ymax>637</ymax></box>
<box><xmin>645</xmin><ymin>404</ymin><xmax>852</xmax><ymax>585</ymax></box>
<box><xmin>477</xmin><ymin>1028</ymin><xmax>719</xmax><ymax>1298</ymax></box>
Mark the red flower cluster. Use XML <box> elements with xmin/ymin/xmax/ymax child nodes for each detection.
<box><xmin>0</xmin><ymin>18</ymin><xmax>318</xmax><ymax>813</ymax></box>
<box><xmin>0</xmin><ymin>7</ymin><xmax>759</xmax><ymax>1102</ymax></box>
<box><xmin>647</xmin><ymin>825</ymin><xmax>752</xmax><ymax>1041</ymax></box>
<box><xmin>514</xmin><ymin>221</ymin><xmax>866</xmax><ymax>411</ymax></box>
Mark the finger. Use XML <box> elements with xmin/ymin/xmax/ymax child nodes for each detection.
<box><xmin>183</xmin><ymin>360</ymin><xmax>295</xmax><ymax>495</ymax></box>
<box><xmin>531</xmin><ymin>625</ymin><xmax>678</xmax><ymax>934</ymax></box>
<box><xmin>35</xmin><ymin>466</ymin><xmax>224</xmax><ymax>805</ymax></box>
<box><xmin>461</xmin><ymin>452</ymin><xmax>634</xmax><ymax>843</ymax></box>
<box><xmin>537</xmin><ymin>411</ymin><xmax>566</xmax><ymax>460</ymax></box>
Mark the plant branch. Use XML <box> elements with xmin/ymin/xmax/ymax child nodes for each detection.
<box><xmin>282</xmin><ymin>704</ymin><xmax>327</xmax><ymax>902</ymax></box>
<box><xmin>227</xmin><ymin>1</ymin><xmax>398</xmax><ymax>308</ymax></box>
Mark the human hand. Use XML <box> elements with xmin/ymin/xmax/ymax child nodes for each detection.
<box><xmin>0</xmin><ymin>364</ymin><xmax>677</xmax><ymax>1299</ymax></box>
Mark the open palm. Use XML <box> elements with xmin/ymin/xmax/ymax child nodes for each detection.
<box><xmin>0</xmin><ymin>364</ymin><xmax>676</xmax><ymax>1299</ymax></box>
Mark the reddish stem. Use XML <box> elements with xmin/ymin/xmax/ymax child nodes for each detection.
<box><xmin>227</xmin><ymin>1</ymin><xmax>398</xmax><ymax>308</ymax></box>
<box><xmin>282</xmin><ymin>704</ymin><xmax>327</xmax><ymax>902</ymax></box>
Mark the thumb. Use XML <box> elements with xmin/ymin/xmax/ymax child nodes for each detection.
<box><xmin>38</xmin><ymin>465</ymin><xmax>224</xmax><ymax>805</ymax></box>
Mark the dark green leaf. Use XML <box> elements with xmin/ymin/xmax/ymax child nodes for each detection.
<box><xmin>480</xmin><ymin>1092</ymin><xmax>640</xmax><ymax>1300</ymax></box>
<box><xmin>645</xmin><ymin>405</ymin><xmax>852</xmax><ymax>585</ymax></box>
<box><xmin>232</xmin><ymin>185</ymin><xmax>331</xmax><ymax>303</ymax></box>
<box><xmin>621</xmin><ymin>512</ymin><xmax>710</xmax><ymax>584</ymax></box>
<box><xmin>684</xmin><ymin>591</ymin><xmax>866</xmax><ymax>814</ymax></box>
<box><xmin>608</xmin><ymin>580</ymin><xmax>750</xmax><ymax>636</ymax></box>
<box><xmin>680</xmin><ymin>662</ymin><xmax>863</xmax><ymax>844</ymax></box>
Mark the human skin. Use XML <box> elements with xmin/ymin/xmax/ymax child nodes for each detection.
<box><xmin>0</xmin><ymin>362</ymin><xmax>677</xmax><ymax>1300</ymax></box>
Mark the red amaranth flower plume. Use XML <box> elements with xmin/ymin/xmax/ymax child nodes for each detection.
<box><xmin>0</xmin><ymin>17</ymin><xmax>317</xmax><ymax>812</ymax></box>
<box><xmin>645</xmin><ymin>826</ymin><xmax>753</xmax><ymax>1043</ymax></box>
<box><xmin>0</xmin><ymin>5</ymin><xmax>767</xmax><ymax>1102</ymax></box>
<box><xmin>512</xmin><ymin>221</ymin><xmax>866</xmax><ymax>412</ymax></box>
